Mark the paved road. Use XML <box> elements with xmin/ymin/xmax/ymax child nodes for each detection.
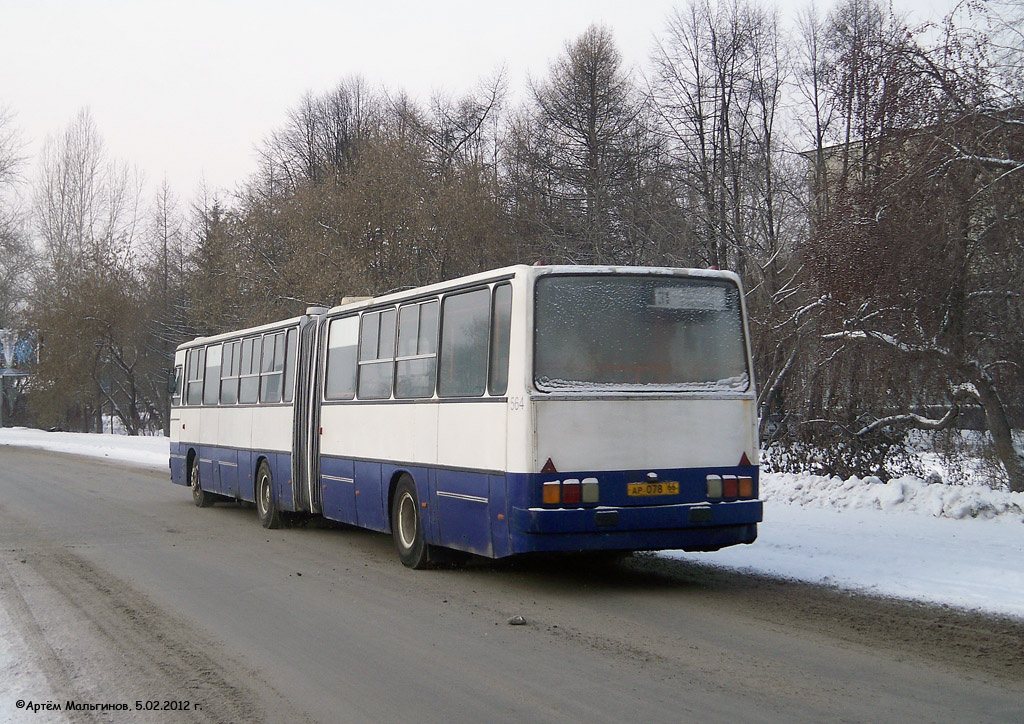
<box><xmin>1</xmin><ymin>446</ymin><xmax>1021</xmax><ymax>723</ymax></box>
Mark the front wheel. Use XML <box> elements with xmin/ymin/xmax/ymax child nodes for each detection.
<box><xmin>190</xmin><ymin>457</ymin><xmax>215</xmax><ymax>508</ymax></box>
<box><xmin>255</xmin><ymin>460</ymin><xmax>281</xmax><ymax>529</ymax></box>
<box><xmin>391</xmin><ymin>476</ymin><xmax>433</xmax><ymax>569</ymax></box>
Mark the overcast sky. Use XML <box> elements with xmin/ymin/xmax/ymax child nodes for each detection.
<box><xmin>1</xmin><ymin>0</ymin><xmax>962</xmax><ymax>204</ymax></box>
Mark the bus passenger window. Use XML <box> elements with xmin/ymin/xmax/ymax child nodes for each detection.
<box><xmin>357</xmin><ymin>309</ymin><xmax>396</xmax><ymax>400</ymax></box>
<box><xmin>439</xmin><ymin>288</ymin><xmax>489</xmax><ymax>398</ymax></box>
<box><xmin>220</xmin><ymin>340</ymin><xmax>241</xmax><ymax>404</ymax></box>
<box><xmin>186</xmin><ymin>347</ymin><xmax>205</xmax><ymax>405</ymax></box>
<box><xmin>489</xmin><ymin>284</ymin><xmax>512</xmax><ymax>396</ymax></box>
<box><xmin>282</xmin><ymin>328</ymin><xmax>297</xmax><ymax>403</ymax></box>
<box><xmin>396</xmin><ymin>299</ymin><xmax>438</xmax><ymax>399</ymax></box>
<box><xmin>260</xmin><ymin>332</ymin><xmax>284</xmax><ymax>403</ymax></box>
<box><xmin>203</xmin><ymin>344</ymin><xmax>222</xmax><ymax>405</ymax></box>
<box><xmin>239</xmin><ymin>337</ymin><xmax>261</xmax><ymax>404</ymax></box>
<box><xmin>397</xmin><ymin>304</ymin><xmax>418</xmax><ymax>357</ymax></box>
<box><xmin>325</xmin><ymin>317</ymin><xmax>358</xmax><ymax>400</ymax></box>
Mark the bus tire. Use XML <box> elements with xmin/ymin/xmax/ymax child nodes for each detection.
<box><xmin>190</xmin><ymin>456</ymin><xmax>215</xmax><ymax>508</ymax></box>
<box><xmin>256</xmin><ymin>460</ymin><xmax>282</xmax><ymax>529</ymax></box>
<box><xmin>391</xmin><ymin>475</ymin><xmax>433</xmax><ymax>569</ymax></box>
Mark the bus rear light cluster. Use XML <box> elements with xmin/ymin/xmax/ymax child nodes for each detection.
<box><xmin>543</xmin><ymin>478</ymin><xmax>599</xmax><ymax>505</ymax></box>
<box><xmin>706</xmin><ymin>474</ymin><xmax>754</xmax><ymax>501</ymax></box>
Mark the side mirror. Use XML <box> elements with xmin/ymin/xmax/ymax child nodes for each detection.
<box><xmin>168</xmin><ymin>366</ymin><xmax>182</xmax><ymax>396</ymax></box>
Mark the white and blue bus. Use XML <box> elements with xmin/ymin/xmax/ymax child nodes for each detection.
<box><xmin>169</xmin><ymin>265</ymin><xmax>762</xmax><ymax>567</ymax></box>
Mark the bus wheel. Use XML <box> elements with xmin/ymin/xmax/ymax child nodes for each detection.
<box><xmin>190</xmin><ymin>457</ymin><xmax>215</xmax><ymax>508</ymax></box>
<box><xmin>256</xmin><ymin>460</ymin><xmax>281</xmax><ymax>529</ymax></box>
<box><xmin>391</xmin><ymin>476</ymin><xmax>432</xmax><ymax>569</ymax></box>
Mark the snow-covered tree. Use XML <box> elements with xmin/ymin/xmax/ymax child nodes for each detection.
<box><xmin>801</xmin><ymin>1</ymin><xmax>1024</xmax><ymax>491</ymax></box>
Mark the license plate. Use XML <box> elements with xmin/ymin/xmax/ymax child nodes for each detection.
<box><xmin>627</xmin><ymin>481</ymin><xmax>680</xmax><ymax>497</ymax></box>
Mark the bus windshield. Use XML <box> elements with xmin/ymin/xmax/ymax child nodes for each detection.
<box><xmin>534</xmin><ymin>274</ymin><xmax>749</xmax><ymax>393</ymax></box>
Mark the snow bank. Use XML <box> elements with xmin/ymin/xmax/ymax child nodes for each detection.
<box><xmin>663</xmin><ymin>502</ymin><xmax>1024</xmax><ymax>619</ymax></box>
<box><xmin>762</xmin><ymin>472</ymin><xmax>1024</xmax><ymax>522</ymax></box>
<box><xmin>0</xmin><ymin>427</ymin><xmax>168</xmax><ymax>471</ymax></box>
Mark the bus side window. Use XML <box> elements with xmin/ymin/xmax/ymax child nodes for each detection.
<box><xmin>489</xmin><ymin>284</ymin><xmax>512</xmax><ymax>396</ymax></box>
<box><xmin>203</xmin><ymin>344</ymin><xmax>222</xmax><ymax>405</ymax></box>
<box><xmin>186</xmin><ymin>347</ymin><xmax>205</xmax><ymax>405</ymax></box>
<box><xmin>395</xmin><ymin>299</ymin><xmax>438</xmax><ymax>399</ymax></box>
<box><xmin>439</xmin><ymin>288</ymin><xmax>489</xmax><ymax>398</ymax></box>
<box><xmin>325</xmin><ymin>317</ymin><xmax>358</xmax><ymax>400</ymax></box>
<box><xmin>357</xmin><ymin>308</ymin><xmax>396</xmax><ymax>400</ymax></box>
<box><xmin>239</xmin><ymin>337</ymin><xmax>261</xmax><ymax>404</ymax></box>
<box><xmin>282</xmin><ymin>328</ymin><xmax>297</xmax><ymax>403</ymax></box>
<box><xmin>220</xmin><ymin>340</ymin><xmax>241</xmax><ymax>404</ymax></box>
<box><xmin>260</xmin><ymin>332</ymin><xmax>284</xmax><ymax>403</ymax></box>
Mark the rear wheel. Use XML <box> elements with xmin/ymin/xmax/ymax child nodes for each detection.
<box><xmin>256</xmin><ymin>460</ymin><xmax>281</xmax><ymax>529</ymax></box>
<box><xmin>190</xmin><ymin>457</ymin><xmax>215</xmax><ymax>508</ymax></box>
<box><xmin>391</xmin><ymin>475</ymin><xmax>433</xmax><ymax>569</ymax></box>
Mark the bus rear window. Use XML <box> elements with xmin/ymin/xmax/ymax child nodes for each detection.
<box><xmin>534</xmin><ymin>275</ymin><xmax>749</xmax><ymax>392</ymax></box>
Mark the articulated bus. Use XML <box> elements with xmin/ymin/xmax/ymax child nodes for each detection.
<box><xmin>169</xmin><ymin>265</ymin><xmax>762</xmax><ymax>567</ymax></box>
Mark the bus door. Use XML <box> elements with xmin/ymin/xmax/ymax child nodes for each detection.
<box><xmin>292</xmin><ymin>316</ymin><xmax>321</xmax><ymax>514</ymax></box>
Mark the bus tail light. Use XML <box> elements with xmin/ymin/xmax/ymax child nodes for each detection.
<box><xmin>706</xmin><ymin>475</ymin><xmax>722</xmax><ymax>500</ymax></box>
<box><xmin>542</xmin><ymin>478</ymin><xmax>600</xmax><ymax>505</ymax></box>
<box><xmin>707</xmin><ymin>474</ymin><xmax>755</xmax><ymax>501</ymax></box>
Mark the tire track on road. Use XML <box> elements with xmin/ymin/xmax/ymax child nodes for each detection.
<box><xmin>0</xmin><ymin>515</ymin><xmax>312</xmax><ymax>724</ymax></box>
<box><xmin>0</xmin><ymin>557</ymin><xmax>80</xmax><ymax>723</ymax></box>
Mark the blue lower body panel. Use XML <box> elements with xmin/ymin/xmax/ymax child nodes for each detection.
<box><xmin>317</xmin><ymin>457</ymin><xmax>507</xmax><ymax>557</ymax></box>
<box><xmin>172</xmin><ymin>446</ymin><xmax>762</xmax><ymax>558</ymax></box>
<box><xmin>169</xmin><ymin>442</ymin><xmax>294</xmax><ymax>510</ymax></box>
<box><xmin>503</xmin><ymin>465</ymin><xmax>762</xmax><ymax>555</ymax></box>
<box><xmin>508</xmin><ymin>500</ymin><xmax>762</xmax><ymax>554</ymax></box>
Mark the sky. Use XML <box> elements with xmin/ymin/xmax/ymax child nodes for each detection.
<box><xmin>0</xmin><ymin>0</ymin><xmax>965</xmax><ymax>205</ymax></box>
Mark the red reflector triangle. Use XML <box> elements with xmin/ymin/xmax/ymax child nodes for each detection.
<box><xmin>739</xmin><ymin>452</ymin><xmax>752</xmax><ymax>467</ymax></box>
<box><xmin>541</xmin><ymin>458</ymin><xmax>558</xmax><ymax>474</ymax></box>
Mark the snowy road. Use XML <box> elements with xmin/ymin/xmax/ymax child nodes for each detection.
<box><xmin>1</xmin><ymin>444</ymin><xmax>1022</xmax><ymax>723</ymax></box>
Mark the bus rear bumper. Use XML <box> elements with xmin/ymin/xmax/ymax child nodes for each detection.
<box><xmin>508</xmin><ymin>499</ymin><xmax>762</xmax><ymax>553</ymax></box>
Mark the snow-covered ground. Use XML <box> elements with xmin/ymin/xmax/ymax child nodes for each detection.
<box><xmin>0</xmin><ymin>427</ymin><xmax>168</xmax><ymax>472</ymax></box>
<box><xmin>1</xmin><ymin>426</ymin><xmax>1022</xmax><ymax>619</ymax></box>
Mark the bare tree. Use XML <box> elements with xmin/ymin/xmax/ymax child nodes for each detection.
<box><xmin>652</xmin><ymin>0</ymin><xmax>759</xmax><ymax>270</ymax></box>
<box><xmin>407</xmin><ymin>69</ymin><xmax>508</xmax><ymax>181</ymax></box>
<box><xmin>33</xmin><ymin>109</ymin><xmax>141</xmax><ymax>286</ymax></box>
<box><xmin>28</xmin><ymin>109</ymin><xmax>152</xmax><ymax>433</ymax></box>
<box><xmin>522</xmin><ymin>24</ymin><xmax>650</xmax><ymax>264</ymax></box>
<box><xmin>140</xmin><ymin>180</ymin><xmax>195</xmax><ymax>433</ymax></box>
<box><xmin>0</xmin><ymin>106</ymin><xmax>31</xmax><ymax>427</ymax></box>
<box><xmin>0</xmin><ymin>105</ymin><xmax>31</xmax><ymax>329</ymax></box>
<box><xmin>257</xmin><ymin>76</ymin><xmax>381</xmax><ymax>192</ymax></box>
